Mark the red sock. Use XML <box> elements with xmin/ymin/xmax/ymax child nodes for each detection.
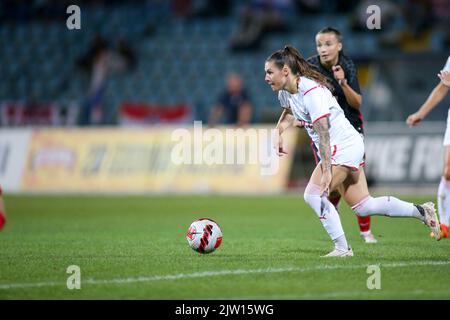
<box><xmin>0</xmin><ymin>212</ymin><xmax>5</xmax><ymax>231</ymax></box>
<box><xmin>357</xmin><ymin>215</ymin><xmax>371</xmax><ymax>232</ymax></box>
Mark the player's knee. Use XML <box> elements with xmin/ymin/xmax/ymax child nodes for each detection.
<box><xmin>303</xmin><ymin>192</ymin><xmax>317</xmax><ymax>207</ymax></box>
<box><xmin>353</xmin><ymin>208</ymin><xmax>368</xmax><ymax>217</ymax></box>
<box><xmin>351</xmin><ymin>196</ymin><xmax>373</xmax><ymax>217</ymax></box>
<box><xmin>303</xmin><ymin>183</ymin><xmax>321</xmax><ymax>207</ymax></box>
<box><xmin>353</xmin><ymin>207</ymin><xmax>369</xmax><ymax>217</ymax></box>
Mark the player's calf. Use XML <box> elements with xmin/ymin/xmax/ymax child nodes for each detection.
<box><xmin>304</xmin><ymin>183</ymin><xmax>350</xmax><ymax>254</ymax></box>
<box><xmin>352</xmin><ymin>196</ymin><xmax>440</xmax><ymax>240</ymax></box>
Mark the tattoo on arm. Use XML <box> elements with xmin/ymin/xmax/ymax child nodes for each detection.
<box><xmin>313</xmin><ymin>117</ymin><xmax>331</xmax><ymax>172</ymax></box>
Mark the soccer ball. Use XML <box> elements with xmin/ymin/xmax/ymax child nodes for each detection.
<box><xmin>186</xmin><ymin>218</ymin><xmax>223</xmax><ymax>254</ymax></box>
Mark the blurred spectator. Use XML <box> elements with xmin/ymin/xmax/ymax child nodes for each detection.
<box><xmin>430</xmin><ymin>0</ymin><xmax>450</xmax><ymax>48</ymax></box>
<box><xmin>208</xmin><ymin>73</ymin><xmax>252</xmax><ymax>127</ymax></box>
<box><xmin>77</xmin><ymin>35</ymin><xmax>137</xmax><ymax>125</ymax></box>
<box><xmin>77</xmin><ymin>35</ymin><xmax>109</xmax><ymax>125</ymax></box>
<box><xmin>394</xmin><ymin>0</ymin><xmax>436</xmax><ymax>51</ymax></box>
<box><xmin>86</xmin><ymin>40</ymin><xmax>108</xmax><ymax>125</ymax></box>
<box><xmin>351</xmin><ymin>0</ymin><xmax>441</xmax><ymax>52</ymax></box>
<box><xmin>378</xmin><ymin>0</ymin><xmax>438</xmax><ymax>52</ymax></box>
<box><xmin>110</xmin><ymin>38</ymin><xmax>137</xmax><ymax>72</ymax></box>
<box><xmin>404</xmin><ymin>0</ymin><xmax>435</xmax><ymax>38</ymax></box>
<box><xmin>230</xmin><ymin>0</ymin><xmax>293</xmax><ymax>51</ymax></box>
<box><xmin>77</xmin><ymin>35</ymin><xmax>108</xmax><ymax>73</ymax></box>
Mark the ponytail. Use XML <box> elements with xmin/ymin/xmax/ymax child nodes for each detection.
<box><xmin>267</xmin><ymin>45</ymin><xmax>332</xmax><ymax>91</ymax></box>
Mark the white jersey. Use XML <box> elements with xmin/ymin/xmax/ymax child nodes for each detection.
<box><xmin>444</xmin><ymin>56</ymin><xmax>450</xmax><ymax>72</ymax></box>
<box><xmin>278</xmin><ymin>76</ymin><xmax>361</xmax><ymax>152</ymax></box>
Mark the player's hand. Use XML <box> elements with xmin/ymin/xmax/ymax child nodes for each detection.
<box><xmin>293</xmin><ymin>119</ymin><xmax>305</xmax><ymax>128</ymax></box>
<box><xmin>438</xmin><ymin>70</ymin><xmax>450</xmax><ymax>87</ymax></box>
<box><xmin>406</xmin><ymin>112</ymin><xmax>423</xmax><ymax>127</ymax></box>
<box><xmin>320</xmin><ymin>169</ymin><xmax>332</xmax><ymax>197</ymax></box>
<box><xmin>274</xmin><ymin>134</ymin><xmax>288</xmax><ymax>157</ymax></box>
<box><xmin>332</xmin><ymin>65</ymin><xmax>347</xmax><ymax>86</ymax></box>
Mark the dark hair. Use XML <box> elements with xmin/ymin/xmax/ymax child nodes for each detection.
<box><xmin>317</xmin><ymin>26</ymin><xmax>342</xmax><ymax>43</ymax></box>
<box><xmin>266</xmin><ymin>45</ymin><xmax>332</xmax><ymax>90</ymax></box>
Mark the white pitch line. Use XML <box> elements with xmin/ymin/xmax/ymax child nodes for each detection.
<box><xmin>0</xmin><ymin>260</ymin><xmax>449</xmax><ymax>290</ymax></box>
<box><xmin>219</xmin><ymin>288</ymin><xmax>450</xmax><ymax>300</ymax></box>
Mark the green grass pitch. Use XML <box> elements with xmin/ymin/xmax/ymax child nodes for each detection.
<box><xmin>1</xmin><ymin>194</ymin><xmax>449</xmax><ymax>299</ymax></box>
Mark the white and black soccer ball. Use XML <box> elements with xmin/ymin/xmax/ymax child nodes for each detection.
<box><xmin>186</xmin><ymin>218</ymin><xmax>223</xmax><ymax>254</ymax></box>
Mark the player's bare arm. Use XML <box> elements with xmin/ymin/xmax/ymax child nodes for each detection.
<box><xmin>313</xmin><ymin>117</ymin><xmax>332</xmax><ymax>195</ymax></box>
<box><xmin>406</xmin><ymin>80</ymin><xmax>449</xmax><ymax>127</ymax></box>
<box><xmin>275</xmin><ymin>107</ymin><xmax>294</xmax><ymax>134</ymax></box>
<box><xmin>332</xmin><ymin>65</ymin><xmax>362</xmax><ymax>109</ymax></box>
<box><xmin>275</xmin><ymin>108</ymin><xmax>294</xmax><ymax>156</ymax></box>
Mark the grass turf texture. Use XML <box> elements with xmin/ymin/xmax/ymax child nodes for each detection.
<box><xmin>1</xmin><ymin>194</ymin><xmax>449</xmax><ymax>299</ymax></box>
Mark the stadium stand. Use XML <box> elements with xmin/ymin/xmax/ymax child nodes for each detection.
<box><xmin>0</xmin><ymin>0</ymin><xmax>448</xmax><ymax>126</ymax></box>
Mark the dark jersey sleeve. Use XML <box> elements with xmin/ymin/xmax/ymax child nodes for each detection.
<box><xmin>344</xmin><ymin>58</ymin><xmax>361</xmax><ymax>95</ymax></box>
<box><xmin>340</xmin><ymin>54</ymin><xmax>364</xmax><ymax>134</ymax></box>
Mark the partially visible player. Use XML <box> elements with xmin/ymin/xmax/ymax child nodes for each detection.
<box><xmin>406</xmin><ymin>56</ymin><xmax>450</xmax><ymax>240</ymax></box>
<box><xmin>305</xmin><ymin>27</ymin><xmax>376</xmax><ymax>244</ymax></box>
<box><xmin>266</xmin><ymin>45</ymin><xmax>440</xmax><ymax>257</ymax></box>
<box><xmin>0</xmin><ymin>185</ymin><xmax>6</xmax><ymax>231</ymax></box>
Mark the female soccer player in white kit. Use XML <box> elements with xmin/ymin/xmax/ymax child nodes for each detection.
<box><xmin>307</xmin><ymin>27</ymin><xmax>377</xmax><ymax>244</ymax></box>
<box><xmin>265</xmin><ymin>45</ymin><xmax>441</xmax><ymax>256</ymax></box>
<box><xmin>407</xmin><ymin>56</ymin><xmax>450</xmax><ymax>240</ymax></box>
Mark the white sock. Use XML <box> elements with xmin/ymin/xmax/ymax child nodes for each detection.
<box><xmin>304</xmin><ymin>184</ymin><xmax>347</xmax><ymax>246</ymax></box>
<box><xmin>333</xmin><ymin>234</ymin><xmax>349</xmax><ymax>251</ymax></box>
<box><xmin>352</xmin><ymin>196</ymin><xmax>424</xmax><ymax>220</ymax></box>
<box><xmin>438</xmin><ymin>177</ymin><xmax>450</xmax><ymax>226</ymax></box>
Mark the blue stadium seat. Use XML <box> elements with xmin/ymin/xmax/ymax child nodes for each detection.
<box><xmin>0</xmin><ymin>3</ymin><xmax>394</xmax><ymax>124</ymax></box>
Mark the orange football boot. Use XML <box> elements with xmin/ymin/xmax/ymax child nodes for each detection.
<box><xmin>430</xmin><ymin>224</ymin><xmax>448</xmax><ymax>240</ymax></box>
